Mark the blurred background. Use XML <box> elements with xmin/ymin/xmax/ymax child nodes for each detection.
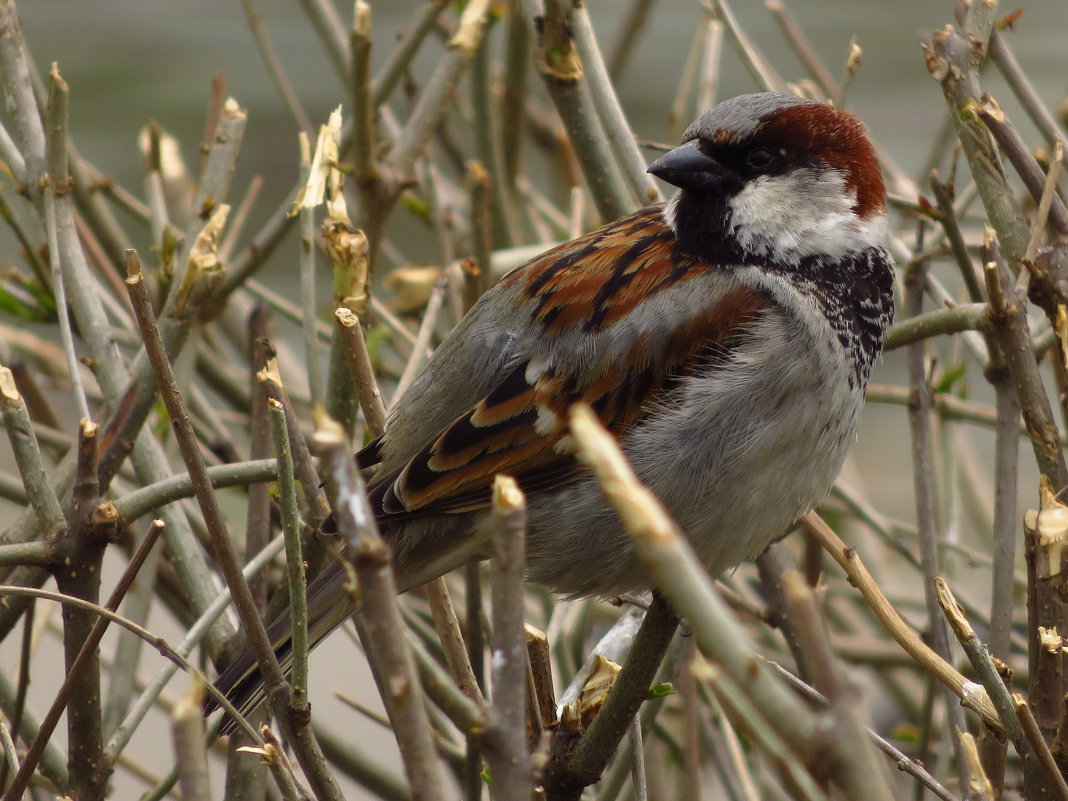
<box><xmin>2</xmin><ymin>1</ymin><xmax>1067</xmax><ymax>798</ymax></box>
<box><xmin>11</xmin><ymin>0</ymin><xmax>1065</xmax><ymax>562</ymax></box>
<box><xmin>9</xmin><ymin>0</ymin><xmax>1064</xmax><ymax>514</ymax></box>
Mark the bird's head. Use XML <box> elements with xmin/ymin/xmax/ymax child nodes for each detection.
<box><xmin>648</xmin><ymin>93</ymin><xmax>887</xmax><ymax>265</ymax></box>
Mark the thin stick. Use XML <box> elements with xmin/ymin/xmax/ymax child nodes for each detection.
<box><xmin>106</xmin><ymin>533</ymin><xmax>287</xmax><ymax>761</ymax></box>
<box><xmin>959</xmin><ymin>730</ymin><xmax>996</xmax><ymax>801</ymax></box>
<box><xmin>981</xmin><ymin>235</ymin><xmax>1068</xmax><ymax>533</ymax></box>
<box><xmin>903</xmin><ymin>224</ymin><xmax>970</xmax><ymax>786</ymax></box>
<box><xmin>371</xmin><ymin>0</ymin><xmax>449</xmax><ymax>106</ymax></box>
<box><xmin>240</xmin><ymin>0</ymin><xmax>314</xmax><ymax>135</ymax></box>
<box><xmin>268</xmin><ymin>401</ymin><xmax>308</xmax><ymax>709</ymax></box>
<box><xmin>43</xmin><ymin>64</ymin><xmax>88</xmax><ymax>420</ymax></box>
<box><xmin>111</xmin><ymin>458</ymin><xmax>277</xmax><ymax>524</ymax></box>
<box><xmin>668</xmin><ymin>16</ymin><xmax>712</xmax><ymax>141</ymax></box>
<box><xmin>464</xmin><ymin>561</ymin><xmax>486</xmax><ymax>801</ymax></box>
<box><xmin>0</xmin><ymin>0</ymin><xmax>46</xmax><ymax>194</ymax></box>
<box><xmin>988</xmin><ymin>335</ymin><xmax>1020</xmax><ymax>661</ymax></box>
<box><xmin>350</xmin><ymin>1</ymin><xmax>373</xmax><ymax>184</ymax></box>
<box><xmin>1</xmin><ymin>518</ymin><xmax>168</xmax><ymax>800</ymax></box>
<box><xmin>314</xmin><ymin>722</ymin><xmax>414</xmax><ymax>801</ymax></box>
<box><xmin>423</xmin><ymin>580</ymin><xmax>485</xmax><ymax>705</ymax></box>
<box><xmin>882</xmin><ymin>303</ymin><xmax>989</xmax><ymax>351</ymax></box>
<box><xmin>500</xmin><ymin>0</ymin><xmax>532</xmax><ymax>242</ymax></box>
<box><xmin>1025</xmin><ymin>140</ymin><xmax>1065</xmax><ymax>263</ymax></box>
<box><xmin>171</xmin><ymin>679</ymin><xmax>212</xmax><ymax>801</ymax></box>
<box><xmin>391</xmin><ymin>272</ymin><xmax>448</xmax><ymax>407</ymax></box>
<box><xmin>1015</xmin><ymin>694</ymin><xmax>1068</xmax><ymax>801</ymax></box>
<box><xmin>0</xmin><ymin>366</ymin><xmax>65</xmax><ymax>534</ymax></box>
<box><xmin>57</xmin><ymin>420</ymin><xmax>109</xmax><ymax>800</ymax></box>
<box><xmin>987</xmin><ymin>27</ymin><xmax>1068</xmax><ymax>152</ymax></box>
<box><xmin>386</xmin><ymin>0</ymin><xmax>492</xmax><ymax>178</ymax></box>
<box><xmin>802</xmin><ymin>512</ymin><xmax>1001</xmax><ymax>731</ymax></box>
<box><xmin>606</xmin><ymin>0</ymin><xmax>655</xmax><ymax>83</ymax></box>
<box><xmin>926</xmin><ymin>26</ymin><xmax>1030</xmax><ymax>269</ymax></box>
<box><xmin>781</xmin><ymin>572</ymin><xmax>896</xmax><ymax>800</ymax></box>
<box><xmin>698</xmin><ymin>660</ymin><xmax>828</xmax><ymax>801</ymax></box>
<box><xmin>570</xmin><ymin>1</ymin><xmax>660</xmax><ymax>205</ymax></box>
<box><xmin>335</xmin><ymin>309</ymin><xmax>388</xmax><ymax>437</ymax></box>
<box><xmin>701</xmin><ymin>0</ymin><xmax>782</xmax><ymax>92</ymax></box>
<box><xmin>978</xmin><ymin>96</ymin><xmax>1068</xmax><ymax>240</ymax></box>
<box><xmin>929</xmin><ymin>170</ymin><xmax>984</xmax><ymax>302</ymax></box>
<box><xmin>220</xmin><ymin>174</ymin><xmax>264</xmax><ymax>262</ymax></box>
<box><xmin>765</xmin><ymin>660</ymin><xmax>962</xmax><ymax>801</ymax></box>
<box><xmin>486</xmin><ymin>476</ymin><xmax>533</xmax><ymax>800</ymax></box>
<box><xmin>765</xmin><ymin>0</ymin><xmax>837</xmax><ymax>101</ymax></box>
<box><xmin>627</xmin><ymin>717</ymin><xmax>648</xmax><ymax>801</ymax></box>
<box><xmin>297</xmin><ymin>0</ymin><xmax>349</xmax><ymax>85</ymax></box>
<box><xmin>315</xmin><ymin>413</ymin><xmax>449</xmax><ymax>799</ymax></box>
<box><xmin>124</xmin><ymin>249</ymin><xmax>290</xmax><ymax>718</ymax></box>
<box><xmin>936</xmin><ymin>579</ymin><xmax>1033</xmax><ymax>753</ymax></box>
<box><xmin>298</xmin><ymin>134</ymin><xmax>324</xmax><ymax>406</ymax></box>
<box><xmin>258</xmin><ymin>363</ymin><xmax>330</xmax><ymax>524</ymax></box>
<box><xmin>837</xmin><ymin>38</ymin><xmax>862</xmax><ymax>108</ymax></box>
<box><xmin>525</xmin><ymin>0</ymin><xmax>637</xmax><ymax>221</ymax></box>
<box><xmin>696</xmin><ymin>18</ymin><xmax>723</xmax><ymax>115</ymax></box>
<box><xmin>467</xmin><ymin>161</ymin><xmax>493</xmax><ymax>304</ymax></box>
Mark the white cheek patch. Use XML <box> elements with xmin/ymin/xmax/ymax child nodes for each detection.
<box><xmin>662</xmin><ymin>192</ymin><xmax>681</xmax><ymax>231</ymax></box>
<box><xmin>728</xmin><ymin>168</ymin><xmax>887</xmax><ymax>262</ymax></box>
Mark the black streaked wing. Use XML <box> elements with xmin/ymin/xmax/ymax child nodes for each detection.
<box><xmin>365</xmin><ymin>207</ymin><xmax>773</xmax><ymax>520</ymax></box>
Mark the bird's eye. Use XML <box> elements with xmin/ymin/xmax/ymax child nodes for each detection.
<box><xmin>745</xmin><ymin>147</ymin><xmax>777</xmax><ymax>170</ymax></box>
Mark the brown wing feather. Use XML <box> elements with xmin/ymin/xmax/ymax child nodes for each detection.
<box><xmin>368</xmin><ymin>208</ymin><xmax>773</xmax><ymax>520</ymax></box>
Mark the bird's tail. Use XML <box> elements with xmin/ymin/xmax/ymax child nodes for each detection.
<box><xmin>207</xmin><ymin>527</ymin><xmax>484</xmax><ymax>735</ymax></box>
<box><xmin>208</xmin><ymin>561</ymin><xmax>356</xmax><ymax>736</ymax></box>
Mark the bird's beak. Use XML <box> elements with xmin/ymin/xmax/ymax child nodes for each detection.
<box><xmin>647</xmin><ymin>139</ymin><xmax>729</xmax><ymax>192</ymax></box>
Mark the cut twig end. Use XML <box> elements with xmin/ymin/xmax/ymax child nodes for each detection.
<box><xmin>559</xmin><ymin>654</ymin><xmax>622</xmax><ymax>733</ymax></box>
<box><xmin>221</xmin><ymin>97</ymin><xmax>246</xmax><ymax>120</ymax></box>
<box><xmin>335</xmin><ymin>306</ymin><xmax>358</xmax><ymax>327</ymax></box>
<box><xmin>492</xmin><ymin>474</ymin><xmax>524</xmax><ymax>512</ymax></box>
<box><xmin>450</xmin><ymin>0</ymin><xmax>491</xmax><ymax>55</ymax></box>
<box><xmin>122</xmin><ymin>248</ymin><xmax>144</xmax><ymax>281</ymax></box>
<box><xmin>1037</xmin><ymin>626</ymin><xmax>1065</xmax><ymax>654</ymax></box>
<box><xmin>352</xmin><ymin>1</ymin><xmax>371</xmax><ymax>37</ymax></box>
<box><xmin>173</xmin><ymin>674</ymin><xmax>207</xmax><ymax>722</ymax></box>
<box><xmin>311</xmin><ymin>407</ymin><xmax>347</xmax><ymax>449</ymax></box>
<box><xmin>256</xmin><ymin>356</ymin><xmax>282</xmax><ymax>388</ymax></box>
<box><xmin>934</xmin><ymin>575</ymin><xmax>974</xmax><ymax>639</ymax></box>
<box><xmin>1035</xmin><ymin>475</ymin><xmax>1068</xmax><ymax>576</ymax></box>
<box><xmin>0</xmin><ymin>366</ymin><xmax>19</xmax><ymax>401</ymax></box>
<box><xmin>48</xmin><ymin>61</ymin><xmax>68</xmax><ymax>92</ymax></box>
<box><xmin>979</xmin><ymin>93</ymin><xmax>1005</xmax><ymax>122</ymax></box>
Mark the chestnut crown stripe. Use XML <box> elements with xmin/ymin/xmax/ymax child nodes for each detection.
<box><xmin>684</xmin><ymin>97</ymin><xmax>886</xmax><ymax>222</ymax></box>
<box><xmin>752</xmin><ymin>103</ymin><xmax>885</xmax><ymax>220</ymax></box>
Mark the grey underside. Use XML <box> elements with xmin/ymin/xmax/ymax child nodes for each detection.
<box><xmin>378</xmin><ymin>266</ymin><xmax>862</xmax><ymax>598</ymax></box>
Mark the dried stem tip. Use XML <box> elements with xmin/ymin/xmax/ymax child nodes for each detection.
<box><xmin>353</xmin><ymin>1</ymin><xmax>370</xmax><ymax>36</ymax></box>
<box><xmin>311</xmin><ymin>407</ymin><xmax>347</xmax><ymax>446</ymax></box>
<box><xmin>1036</xmin><ymin>476</ymin><xmax>1068</xmax><ymax>577</ymax></box>
<box><xmin>0</xmin><ymin>366</ymin><xmax>19</xmax><ymax>402</ymax></box>
<box><xmin>451</xmin><ymin>0</ymin><xmax>492</xmax><ymax>55</ymax></box>
<box><xmin>492</xmin><ymin>474</ymin><xmax>524</xmax><ymax>511</ymax></box>
<box><xmin>934</xmin><ymin>576</ymin><xmax>975</xmax><ymax>639</ymax></box>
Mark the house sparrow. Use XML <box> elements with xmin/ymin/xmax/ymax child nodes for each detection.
<box><xmin>215</xmin><ymin>92</ymin><xmax>894</xmax><ymax>724</ymax></box>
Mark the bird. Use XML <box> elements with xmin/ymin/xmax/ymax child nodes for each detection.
<box><xmin>214</xmin><ymin>91</ymin><xmax>895</xmax><ymax>727</ymax></box>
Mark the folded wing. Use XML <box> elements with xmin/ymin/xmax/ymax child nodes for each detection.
<box><xmin>363</xmin><ymin>206</ymin><xmax>773</xmax><ymax>520</ymax></box>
